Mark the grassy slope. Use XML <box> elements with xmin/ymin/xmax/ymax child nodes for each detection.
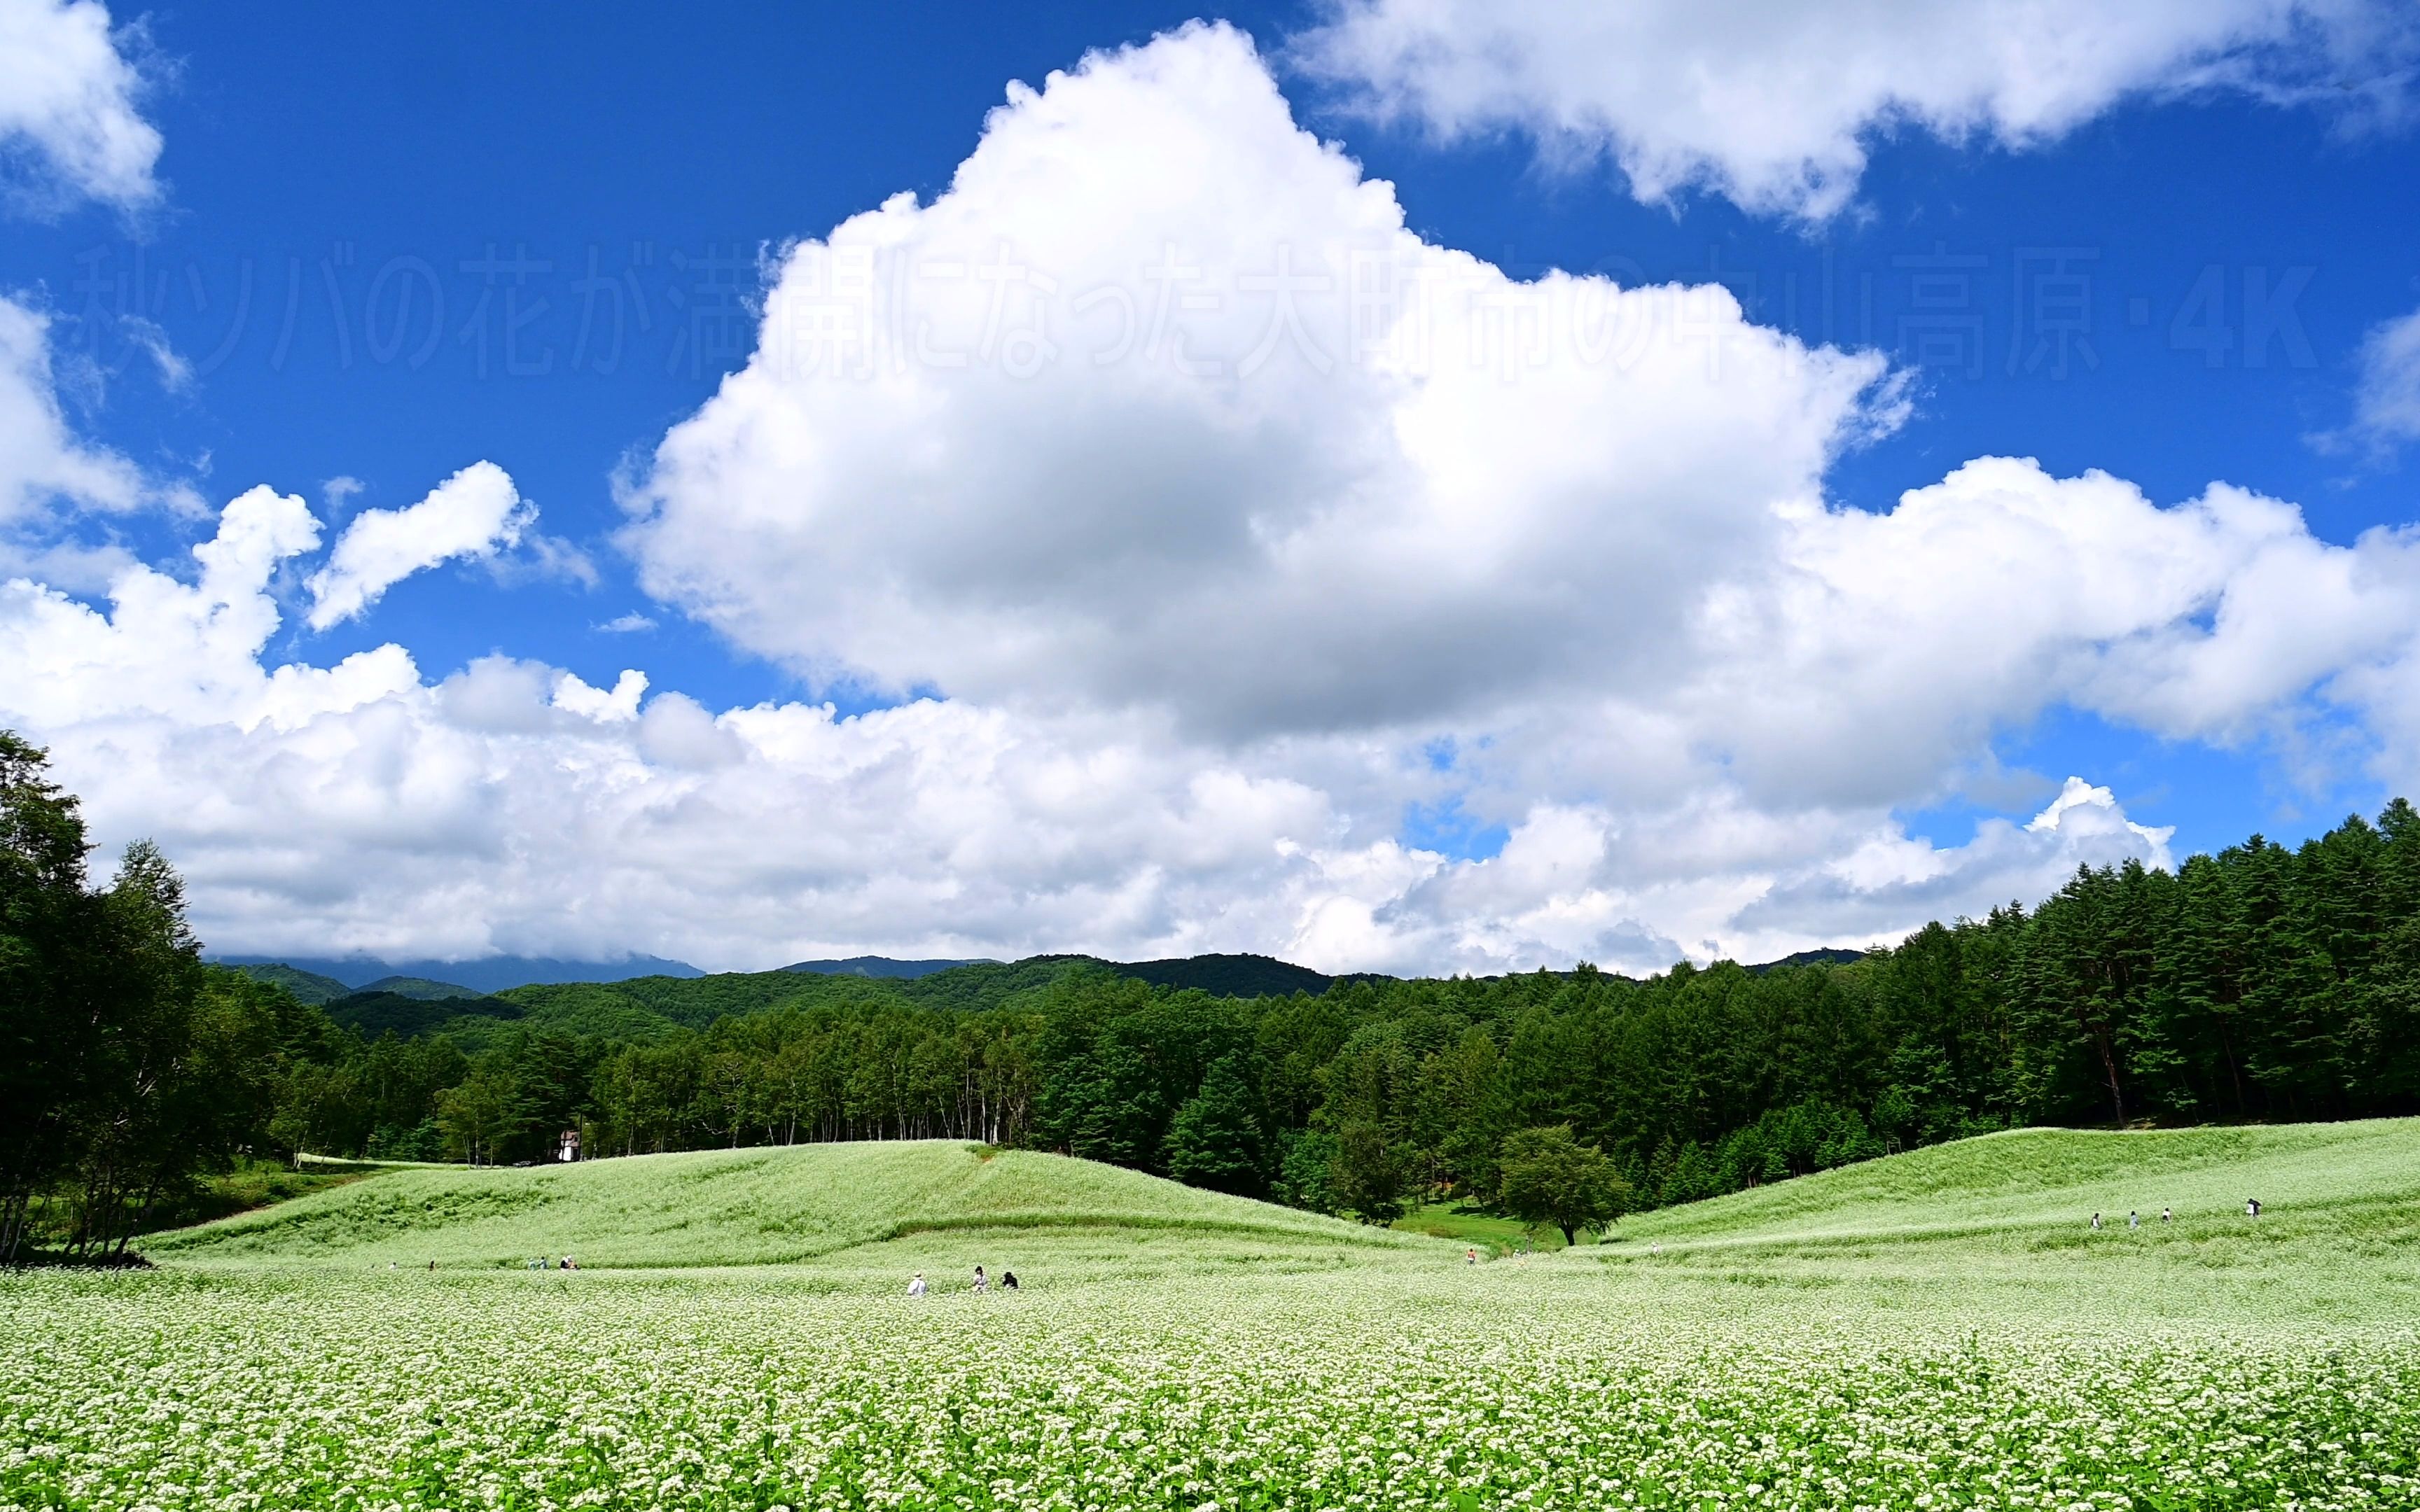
<box><xmin>1620</xmin><ymin>1118</ymin><xmax>2420</xmax><ymax>1248</ymax></box>
<box><xmin>142</xmin><ymin>1119</ymin><xmax>2420</xmax><ymax>1312</ymax></box>
<box><xmin>1590</xmin><ymin>1118</ymin><xmax>2420</xmax><ymax>1321</ymax></box>
<box><xmin>146</xmin><ymin>1142</ymin><xmax>1432</xmax><ymax>1270</ymax></box>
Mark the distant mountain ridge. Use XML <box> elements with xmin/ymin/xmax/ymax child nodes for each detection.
<box><xmin>224</xmin><ymin>948</ymin><xmax>1875</xmax><ymax>1037</ymax></box>
<box><xmin>781</xmin><ymin>955</ymin><xmax>992</xmax><ymax>979</ymax></box>
<box><xmin>214</xmin><ymin>953</ymin><xmax>704</xmax><ymax>993</ymax></box>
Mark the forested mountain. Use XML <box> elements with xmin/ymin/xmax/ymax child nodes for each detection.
<box><xmin>229</xmin><ymin>962</ymin><xmax>350</xmax><ymax>1005</ymax></box>
<box><xmin>1116</xmin><ymin>953</ymin><xmax>1343</xmax><ymax>997</ymax></box>
<box><xmin>356</xmin><ymin>976</ymin><xmax>485</xmax><ymax>1000</ymax></box>
<box><xmin>8</xmin><ymin>722</ymin><xmax>2420</xmax><ymax>1259</ymax></box>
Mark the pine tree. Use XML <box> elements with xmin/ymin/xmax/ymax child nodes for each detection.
<box><xmin>1162</xmin><ymin>1057</ymin><xmax>1266</xmax><ymax>1198</ymax></box>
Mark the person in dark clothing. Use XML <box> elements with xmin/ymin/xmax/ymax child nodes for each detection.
<box><xmin>1001</xmin><ymin>1270</ymin><xmax>1020</xmax><ymax>1291</ymax></box>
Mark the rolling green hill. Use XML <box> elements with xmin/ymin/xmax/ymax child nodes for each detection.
<box><xmin>1596</xmin><ymin>1118</ymin><xmax>2420</xmax><ymax>1320</ymax></box>
<box><xmin>144</xmin><ymin>1141</ymin><xmax>1432</xmax><ymax>1271</ymax></box>
<box><xmin>1618</xmin><ymin>1117</ymin><xmax>2420</xmax><ymax>1250</ymax></box>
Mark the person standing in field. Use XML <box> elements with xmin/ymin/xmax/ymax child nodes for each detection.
<box><xmin>2246</xmin><ymin>1198</ymin><xmax>2262</xmax><ymax>1217</ymax></box>
<box><xmin>1001</xmin><ymin>1270</ymin><xmax>1019</xmax><ymax>1291</ymax></box>
<box><xmin>2128</xmin><ymin>1211</ymin><xmax>2139</xmax><ymax>1230</ymax></box>
<box><xmin>1466</xmin><ymin>1247</ymin><xmax>1478</xmax><ymax>1266</ymax></box>
<box><xmin>2162</xmin><ymin>1208</ymin><xmax>2172</xmax><ymax>1224</ymax></box>
<box><xmin>973</xmin><ymin>1264</ymin><xmax>988</xmax><ymax>1294</ymax></box>
<box><xmin>907</xmin><ymin>1272</ymin><xmax>927</xmax><ymax>1297</ymax></box>
<box><xmin>2091</xmin><ymin>1212</ymin><xmax>2102</xmax><ymax>1231</ymax></box>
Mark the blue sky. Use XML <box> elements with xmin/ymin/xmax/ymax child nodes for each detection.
<box><xmin>3</xmin><ymin>1</ymin><xmax>2418</xmax><ymax>970</ymax></box>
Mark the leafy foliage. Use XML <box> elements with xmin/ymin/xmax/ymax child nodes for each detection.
<box><xmin>1496</xmin><ymin>1125</ymin><xmax>1630</xmax><ymax>1242</ymax></box>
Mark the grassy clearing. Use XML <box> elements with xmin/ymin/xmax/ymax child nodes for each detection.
<box><xmin>146</xmin><ymin>1140</ymin><xmax>1430</xmax><ymax>1270</ymax></box>
<box><xmin>1391</xmin><ymin>1200</ymin><xmax>1608</xmax><ymax>1253</ymax></box>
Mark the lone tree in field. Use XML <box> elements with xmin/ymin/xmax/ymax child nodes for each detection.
<box><xmin>1497</xmin><ymin>1124</ymin><xmax>1630</xmax><ymax>1246</ymax></box>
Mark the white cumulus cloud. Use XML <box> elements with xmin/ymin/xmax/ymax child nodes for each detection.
<box><xmin>1297</xmin><ymin>0</ymin><xmax>2415</xmax><ymax>219</ymax></box>
<box><xmin>304</xmin><ymin>461</ymin><xmax>532</xmax><ymax>629</ymax></box>
<box><xmin>0</xmin><ymin>0</ymin><xmax>162</xmax><ymax>213</ymax></box>
<box><xmin>623</xmin><ymin>22</ymin><xmax>1891</xmax><ymax>741</ymax></box>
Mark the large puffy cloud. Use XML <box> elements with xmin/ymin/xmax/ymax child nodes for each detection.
<box><xmin>625</xmin><ymin>26</ymin><xmax>2420</xmax><ymax>819</ymax></box>
<box><xmin>1296</xmin><ymin>0</ymin><xmax>2412</xmax><ymax>219</ymax></box>
<box><xmin>304</xmin><ymin>461</ymin><xmax>532</xmax><ymax>629</ymax></box>
<box><xmin>624</xmin><ymin>22</ymin><xmax>1890</xmax><ymax>741</ymax></box>
<box><xmin>0</xmin><ymin>0</ymin><xmax>161</xmax><ymax>213</ymax></box>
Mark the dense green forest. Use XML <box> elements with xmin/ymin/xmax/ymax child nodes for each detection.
<box><xmin>7</xmin><ymin>727</ymin><xmax>2419</xmax><ymax>1259</ymax></box>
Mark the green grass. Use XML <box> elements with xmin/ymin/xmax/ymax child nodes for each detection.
<box><xmin>1392</xmin><ymin>1200</ymin><xmax>1606</xmax><ymax>1252</ymax></box>
<box><xmin>1571</xmin><ymin>1119</ymin><xmax>2420</xmax><ymax>1324</ymax></box>
<box><xmin>1616</xmin><ymin>1117</ymin><xmax>2420</xmax><ymax>1247</ymax></box>
<box><xmin>146</xmin><ymin>1140</ymin><xmax>1433</xmax><ymax>1271</ymax></box>
<box><xmin>145</xmin><ymin>1119</ymin><xmax>2420</xmax><ymax>1300</ymax></box>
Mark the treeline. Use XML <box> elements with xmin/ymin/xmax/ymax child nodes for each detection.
<box><xmin>165</xmin><ymin>800</ymin><xmax>2420</xmax><ymax>1222</ymax></box>
<box><xmin>0</xmin><ymin>735</ymin><xmax>329</xmax><ymax>1261</ymax></box>
<box><xmin>8</xmin><ymin>722</ymin><xmax>2420</xmax><ymax>1256</ymax></box>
